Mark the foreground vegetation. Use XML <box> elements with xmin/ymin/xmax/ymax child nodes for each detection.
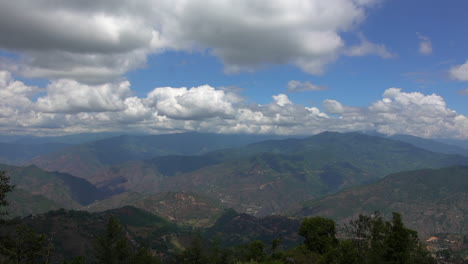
<box><xmin>0</xmin><ymin>170</ymin><xmax>439</xmax><ymax>263</ymax></box>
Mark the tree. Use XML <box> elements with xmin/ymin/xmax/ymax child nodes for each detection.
<box><xmin>0</xmin><ymin>171</ymin><xmax>14</xmax><ymax>217</ymax></box>
<box><xmin>243</xmin><ymin>240</ymin><xmax>266</xmax><ymax>262</ymax></box>
<box><xmin>0</xmin><ymin>224</ymin><xmax>51</xmax><ymax>264</ymax></box>
<box><xmin>343</xmin><ymin>212</ymin><xmax>387</xmax><ymax>263</ymax></box>
<box><xmin>178</xmin><ymin>234</ymin><xmax>207</xmax><ymax>264</ymax></box>
<box><xmin>94</xmin><ymin>216</ymin><xmax>132</xmax><ymax>264</ymax></box>
<box><xmin>63</xmin><ymin>256</ymin><xmax>87</xmax><ymax>264</ymax></box>
<box><xmin>343</xmin><ymin>212</ymin><xmax>436</xmax><ymax>264</ymax></box>
<box><xmin>299</xmin><ymin>217</ymin><xmax>338</xmax><ymax>254</ymax></box>
<box><xmin>129</xmin><ymin>247</ymin><xmax>161</xmax><ymax>264</ymax></box>
<box><xmin>383</xmin><ymin>212</ymin><xmax>435</xmax><ymax>264</ymax></box>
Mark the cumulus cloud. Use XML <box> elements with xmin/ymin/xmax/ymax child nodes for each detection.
<box><xmin>450</xmin><ymin>61</ymin><xmax>468</xmax><ymax>81</ymax></box>
<box><xmin>0</xmin><ymin>71</ymin><xmax>42</xmax><ymax>117</ymax></box>
<box><xmin>365</xmin><ymin>88</ymin><xmax>462</xmax><ymax>137</ymax></box>
<box><xmin>0</xmin><ymin>0</ymin><xmax>386</xmax><ymax>82</ymax></box>
<box><xmin>36</xmin><ymin>80</ymin><xmax>132</xmax><ymax>113</ymax></box>
<box><xmin>2</xmin><ymin>71</ymin><xmax>468</xmax><ymax>138</ymax></box>
<box><xmin>323</xmin><ymin>100</ymin><xmax>345</xmax><ymax>114</ymax></box>
<box><xmin>417</xmin><ymin>33</ymin><xmax>432</xmax><ymax>55</ymax></box>
<box><xmin>146</xmin><ymin>85</ymin><xmax>242</xmax><ymax>120</ymax></box>
<box><xmin>272</xmin><ymin>94</ymin><xmax>293</xmax><ymax>107</ymax></box>
<box><xmin>287</xmin><ymin>80</ymin><xmax>327</xmax><ymax>92</ymax></box>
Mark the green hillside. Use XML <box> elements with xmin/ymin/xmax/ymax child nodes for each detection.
<box><xmin>89</xmin><ymin>132</ymin><xmax>468</xmax><ymax>216</ymax></box>
<box><xmin>0</xmin><ymin>164</ymin><xmax>105</xmax><ymax>209</ymax></box>
<box><xmin>297</xmin><ymin>166</ymin><xmax>468</xmax><ymax>237</ymax></box>
<box><xmin>6</xmin><ymin>188</ymin><xmax>62</xmax><ymax>217</ymax></box>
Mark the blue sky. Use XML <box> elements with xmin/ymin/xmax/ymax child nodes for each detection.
<box><xmin>0</xmin><ymin>0</ymin><xmax>467</xmax><ymax>138</ymax></box>
<box><xmin>126</xmin><ymin>0</ymin><xmax>468</xmax><ymax>111</ymax></box>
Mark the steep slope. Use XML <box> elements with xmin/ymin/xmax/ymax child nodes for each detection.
<box><xmin>0</xmin><ymin>164</ymin><xmax>105</xmax><ymax>209</ymax></box>
<box><xmin>297</xmin><ymin>166</ymin><xmax>468</xmax><ymax>236</ymax></box>
<box><xmin>85</xmin><ymin>191</ymin><xmax>225</xmax><ymax>227</ymax></box>
<box><xmin>90</xmin><ymin>132</ymin><xmax>468</xmax><ymax>216</ymax></box>
<box><xmin>30</xmin><ymin>132</ymin><xmax>285</xmax><ymax>179</ymax></box>
<box><xmin>6</xmin><ymin>188</ymin><xmax>62</xmax><ymax>217</ymax></box>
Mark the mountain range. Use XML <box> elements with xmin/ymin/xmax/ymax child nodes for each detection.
<box><xmin>2</xmin><ymin>131</ymin><xmax>468</xmax><ymax>262</ymax></box>
<box><xmin>29</xmin><ymin>132</ymin><xmax>287</xmax><ymax>179</ymax></box>
<box><xmin>77</xmin><ymin>132</ymin><xmax>468</xmax><ymax>216</ymax></box>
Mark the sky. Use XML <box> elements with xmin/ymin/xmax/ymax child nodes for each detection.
<box><xmin>0</xmin><ymin>0</ymin><xmax>468</xmax><ymax>138</ymax></box>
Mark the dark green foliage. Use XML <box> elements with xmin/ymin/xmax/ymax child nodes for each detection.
<box><xmin>0</xmin><ymin>171</ymin><xmax>14</xmax><ymax>216</ymax></box>
<box><xmin>242</xmin><ymin>240</ymin><xmax>267</xmax><ymax>262</ymax></box>
<box><xmin>0</xmin><ymin>224</ymin><xmax>51</xmax><ymax>264</ymax></box>
<box><xmin>63</xmin><ymin>256</ymin><xmax>87</xmax><ymax>264</ymax></box>
<box><xmin>332</xmin><ymin>240</ymin><xmax>360</xmax><ymax>264</ymax></box>
<box><xmin>342</xmin><ymin>213</ymin><xmax>436</xmax><ymax>264</ymax></box>
<box><xmin>94</xmin><ymin>216</ymin><xmax>132</xmax><ymax>264</ymax></box>
<box><xmin>299</xmin><ymin>217</ymin><xmax>338</xmax><ymax>254</ymax></box>
<box><xmin>205</xmin><ymin>210</ymin><xmax>301</xmax><ymax>248</ymax></box>
<box><xmin>129</xmin><ymin>247</ymin><xmax>161</xmax><ymax>264</ymax></box>
<box><xmin>177</xmin><ymin>235</ymin><xmax>208</xmax><ymax>264</ymax></box>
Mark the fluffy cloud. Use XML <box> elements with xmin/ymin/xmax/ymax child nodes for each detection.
<box><xmin>36</xmin><ymin>80</ymin><xmax>132</xmax><ymax>113</ymax></box>
<box><xmin>287</xmin><ymin>80</ymin><xmax>327</xmax><ymax>92</ymax></box>
<box><xmin>417</xmin><ymin>33</ymin><xmax>432</xmax><ymax>55</ymax></box>
<box><xmin>146</xmin><ymin>85</ymin><xmax>242</xmax><ymax>120</ymax></box>
<box><xmin>450</xmin><ymin>61</ymin><xmax>468</xmax><ymax>81</ymax></box>
<box><xmin>1</xmin><ymin>71</ymin><xmax>467</xmax><ymax>138</ymax></box>
<box><xmin>366</xmin><ymin>88</ymin><xmax>459</xmax><ymax>137</ymax></box>
<box><xmin>0</xmin><ymin>71</ymin><xmax>42</xmax><ymax>117</ymax></box>
<box><xmin>323</xmin><ymin>100</ymin><xmax>345</xmax><ymax>114</ymax></box>
<box><xmin>0</xmin><ymin>0</ymin><xmax>385</xmax><ymax>82</ymax></box>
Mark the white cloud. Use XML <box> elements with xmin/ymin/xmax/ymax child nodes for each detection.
<box><xmin>417</xmin><ymin>33</ymin><xmax>432</xmax><ymax>55</ymax></box>
<box><xmin>0</xmin><ymin>71</ymin><xmax>42</xmax><ymax>117</ymax></box>
<box><xmin>36</xmin><ymin>80</ymin><xmax>132</xmax><ymax>113</ymax></box>
<box><xmin>146</xmin><ymin>85</ymin><xmax>242</xmax><ymax>120</ymax></box>
<box><xmin>366</xmin><ymin>88</ymin><xmax>459</xmax><ymax>137</ymax></box>
<box><xmin>272</xmin><ymin>94</ymin><xmax>293</xmax><ymax>107</ymax></box>
<box><xmin>287</xmin><ymin>80</ymin><xmax>327</xmax><ymax>92</ymax></box>
<box><xmin>450</xmin><ymin>61</ymin><xmax>468</xmax><ymax>81</ymax></box>
<box><xmin>0</xmin><ymin>0</ymin><xmax>384</xmax><ymax>82</ymax></box>
<box><xmin>345</xmin><ymin>34</ymin><xmax>396</xmax><ymax>58</ymax></box>
<box><xmin>2</xmin><ymin>71</ymin><xmax>468</xmax><ymax>139</ymax></box>
<box><xmin>323</xmin><ymin>100</ymin><xmax>345</xmax><ymax>114</ymax></box>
